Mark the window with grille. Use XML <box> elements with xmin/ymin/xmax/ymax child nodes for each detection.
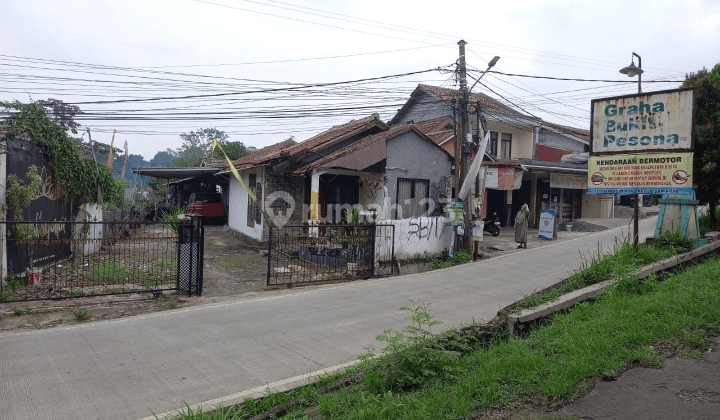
<box><xmin>396</xmin><ymin>178</ymin><xmax>430</xmax><ymax>219</ymax></box>
<box><xmin>501</xmin><ymin>133</ymin><xmax>512</xmax><ymax>158</ymax></box>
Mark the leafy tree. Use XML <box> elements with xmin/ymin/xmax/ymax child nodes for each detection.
<box><xmin>0</xmin><ymin>101</ymin><xmax>121</xmax><ymax>204</ymax></box>
<box><xmin>149</xmin><ymin>150</ymin><xmax>174</xmax><ymax>167</ymax></box>
<box><xmin>211</xmin><ymin>141</ymin><xmax>246</xmax><ymax>160</ymax></box>
<box><xmin>113</xmin><ymin>153</ymin><xmax>150</xmax><ymax>187</ymax></box>
<box><xmin>2</xmin><ymin>98</ymin><xmax>83</xmax><ymax>136</ymax></box>
<box><xmin>171</xmin><ymin>147</ymin><xmax>205</xmax><ymax>168</ymax></box>
<box><xmin>683</xmin><ymin>63</ymin><xmax>720</xmax><ymax>227</ymax></box>
<box><xmin>34</xmin><ymin>98</ymin><xmax>83</xmax><ymax>135</ymax></box>
<box><xmin>172</xmin><ymin>127</ymin><xmax>246</xmax><ymax>167</ymax></box>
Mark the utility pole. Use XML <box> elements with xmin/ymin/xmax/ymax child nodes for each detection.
<box><xmin>455</xmin><ymin>40</ymin><xmax>471</xmax><ymax>253</ymax></box>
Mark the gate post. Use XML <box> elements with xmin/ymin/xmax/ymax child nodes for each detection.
<box><xmin>370</xmin><ymin>223</ymin><xmax>377</xmax><ymax>277</ymax></box>
<box><xmin>177</xmin><ymin>215</ymin><xmax>204</xmax><ymax>296</ymax></box>
<box><xmin>266</xmin><ymin>226</ymin><xmax>273</xmax><ymax>287</ymax></box>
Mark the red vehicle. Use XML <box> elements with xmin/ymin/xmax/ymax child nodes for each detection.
<box><xmin>187</xmin><ymin>191</ymin><xmax>226</xmax><ymax>222</ymax></box>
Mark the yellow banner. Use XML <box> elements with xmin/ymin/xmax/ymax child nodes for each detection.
<box><xmin>588</xmin><ymin>152</ymin><xmax>693</xmax><ymax>195</ymax></box>
<box><xmin>212</xmin><ymin>140</ymin><xmax>256</xmax><ymax>202</ymax></box>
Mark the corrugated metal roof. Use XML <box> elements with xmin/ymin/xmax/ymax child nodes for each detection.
<box><xmin>133</xmin><ymin>167</ymin><xmax>221</xmax><ymax>179</ymax></box>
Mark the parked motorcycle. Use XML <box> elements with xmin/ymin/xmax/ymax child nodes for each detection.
<box><xmin>483</xmin><ymin>212</ymin><xmax>501</xmax><ymax>237</ymax></box>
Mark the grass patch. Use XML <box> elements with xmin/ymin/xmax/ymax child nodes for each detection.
<box><xmin>92</xmin><ymin>263</ymin><xmax>141</xmax><ymax>282</ymax></box>
<box><xmin>218</xmin><ymin>253</ymin><xmax>261</xmax><ymax>269</ymax></box>
<box><xmin>73</xmin><ymin>309</ymin><xmax>90</xmax><ymax>320</ymax></box>
<box><xmin>173</xmin><ymin>366</ymin><xmax>358</xmax><ymax>420</ymax></box>
<box><xmin>13</xmin><ymin>308</ymin><xmax>24</xmax><ymax>316</ymax></box>
<box><xmin>164</xmin><ymin>298</ymin><xmax>178</xmax><ymax>310</ymax></box>
<box><xmin>516</xmin><ymin>231</ymin><xmax>692</xmax><ymax>311</ymax></box>
<box><xmin>156</xmin><ymin>258</ymin><xmax>177</xmax><ymax>270</ymax></box>
<box><xmin>5</xmin><ymin>275</ymin><xmax>24</xmax><ymax>290</ymax></box>
<box><xmin>418</xmin><ymin>249</ymin><xmax>471</xmax><ymax>270</ymax></box>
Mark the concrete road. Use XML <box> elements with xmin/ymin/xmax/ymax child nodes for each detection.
<box><xmin>0</xmin><ymin>217</ymin><xmax>656</xmax><ymax>420</ymax></box>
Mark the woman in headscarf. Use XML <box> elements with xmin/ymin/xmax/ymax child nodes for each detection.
<box><xmin>514</xmin><ymin>203</ymin><xmax>530</xmax><ymax>249</ymax></box>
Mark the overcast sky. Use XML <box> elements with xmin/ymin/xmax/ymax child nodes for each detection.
<box><xmin>2</xmin><ymin>0</ymin><xmax>719</xmax><ymax>167</ymax></box>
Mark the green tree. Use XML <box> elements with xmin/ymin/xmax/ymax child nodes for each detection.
<box><xmin>683</xmin><ymin>63</ymin><xmax>720</xmax><ymax>227</ymax></box>
<box><xmin>149</xmin><ymin>150</ymin><xmax>174</xmax><ymax>167</ymax></box>
<box><xmin>211</xmin><ymin>141</ymin><xmax>246</xmax><ymax>160</ymax></box>
<box><xmin>172</xmin><ymin>128</ymin><xmax>245</xmax><ymax>167</ymax></box>
<box><xmin>0</xmin><ymin>101</ymin><xmax>121</xmax><ymax>204</ymax></box>
<box><xmin>34</xmin><ymin>98</ymin><xmax>83</xmax><ymax>135</ymax></box>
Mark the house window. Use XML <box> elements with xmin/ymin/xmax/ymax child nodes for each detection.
<box><xmin>396</xmin><ymin>178</ymin><xmax>429</xmax><ymax>219</ymax></box>
<box><xmin>501</xmin><ymin>133</ymin><xmax>512</xmax><ymax>158</ymax></box>
<box><xmin>487</xmin><ymin>131</ymin><xmax>498</xmax><ymax>155</ymax></box>
<box><xmin>247</xmin><ymin>173</ymin><xmax>256</xmax><ymax>228</ymax></box>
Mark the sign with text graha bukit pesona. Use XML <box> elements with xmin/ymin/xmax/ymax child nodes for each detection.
<box><xmin>588</xmin><ymin>88</ymin><xmax>695</xmax><ymax>195</ymax></box>
<box><xmin>590</xmin><ymin>88</ymin><xmax>694</xmax><ymax>155</ymax></box>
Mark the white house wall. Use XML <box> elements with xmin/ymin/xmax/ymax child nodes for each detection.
<box><xmin>377</xmin><ymin>217</ymin><xmax>454</xmax><ymax>259</ymax></box>
<box><xmin>228</xmin><ymin>167</ymin><xmax>264</xmax><ymax>240</ymax></box>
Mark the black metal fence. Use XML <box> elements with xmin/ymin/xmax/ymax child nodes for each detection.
<box><xmin>0</xmin><ymin>218</ymin><xmax>186</xmax><ymax>301</ymax></box>
<box><xmin>267</xmin><ymin>223</ymin><xmax>395</xmax><ymax>286</ymax></box>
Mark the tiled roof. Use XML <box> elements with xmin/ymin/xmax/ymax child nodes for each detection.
<box><xmin>230</xmin><ymin>114</ymin><xmax>387</xmax><ymax>171</ymax></box>
<box><xmin>230</xmin><ymin>138</ymin><xmax>297</xmax><ymax>169</ymax></box>
<box><xmin>417</xmin><ymin>84</ymin><xmax>528</xmax><ymax>118</ymax></box>
<box><xmin>283</xmin><ymin>114</ymin><xmax>387</xmax><ymax>156</ymax></box>
<box><xmin>411</xmin><ymin>116</ymin><xmax>455</xmax><ymax>146</ymax></box>
<box><xmin>292</xmin><ymin>122</ymin><xmax>450</xmax><ymax>174</ymax></box>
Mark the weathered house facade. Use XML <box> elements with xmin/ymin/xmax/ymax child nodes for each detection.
<box><xmin>390</xmin><ymin>84</ymin><xmax>598</xmax><ymax>228</ymax></box>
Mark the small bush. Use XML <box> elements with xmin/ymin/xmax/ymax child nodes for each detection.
<box><xmin>73</xmin><ymin>309</ymin><xmax>89</xmax><ymax>320</ymax></box>
<box><xmin>6</xmin><ymin>275</ymin><xmax>24</xmax><ymax>290</ymax></box>
<box><xmin>161</xmin><ymin>206</ymin><xmax>187</xmax><ymax>233</ymax></box>
<box><xmin>430</xmin><ymin>249</ymin><xmax>471</xmax><ymax>270</ymax></box>
<box><xmin>652</xmin><ymin>230</ymin><xmax>694</xmax><ymax>253</ymax></box>
<box><xmin>364</xmin><ymin>302</ymin><xmax>463</xmax><ymax>393</ymax></box>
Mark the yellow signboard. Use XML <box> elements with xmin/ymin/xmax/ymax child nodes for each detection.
<box><xmin>588</xmin><ymin>152</ymin><xmax>693</xmax><ymax>195</ymax></box>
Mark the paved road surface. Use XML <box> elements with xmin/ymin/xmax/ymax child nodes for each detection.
<box><xmin>1</xmin><ymin>218</ymin><xmax>656</xmax><ymax>420</ymax></box>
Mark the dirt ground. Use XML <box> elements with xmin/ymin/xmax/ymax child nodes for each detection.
<box><xmin>0</xmin><ymin>225</ymin><xmax>277</xmax><ymax>332</ymax></box>
<box><xmin>505</xmin><ymin>336</ymin><xmax>720</xmax><ymax>420</ymax></box>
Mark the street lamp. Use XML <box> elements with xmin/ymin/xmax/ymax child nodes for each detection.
<box><xmin>469</xmin><ymin>56</ymin><xmax>501</xmax><ymax>93</ymax></box>
<box><xmin>619</xmin><ymin>52</ymin><xmax>643</xmax><ymax>246</ymax></box>
<box><xmin>619</xmin><ymin>52</ymin><xmax>643</xmax><ymax>94</ymax></box>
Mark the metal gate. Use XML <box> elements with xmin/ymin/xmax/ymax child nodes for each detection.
<box><xmin>0</xmin><ymin>216</ymin><xmax>204</xmax><ymax>302</ymax></box>
<box><xmin>267</xmin><ymin>223</ymin><xmax>394</xmax><ymax>286</ymax></box>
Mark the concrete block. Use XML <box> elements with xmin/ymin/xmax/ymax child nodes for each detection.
<box><xmin>704</xmin><ymin>231</ymin><xmax>720</xmax><ymax>242</ymax></box>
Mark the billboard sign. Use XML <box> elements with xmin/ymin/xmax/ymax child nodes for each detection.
<box><xmin>591</xmin><ymin>88</ymin><xmax>694</xmax><ymax>155</ymax></box>
<box><xmin>588</xmin><ymin>152</ymin><xmax>693</xmax><ymax>195</ymax></box>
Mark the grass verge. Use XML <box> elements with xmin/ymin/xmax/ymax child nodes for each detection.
<box><xmin>170</xmin><ymin>254</ymin><xmax>720</xmax><ymax>420</ymax></box>
<box><xmin>516</xmin><ymin>231</ymin><xmax>693</xmax><ymax>311</ymax></box>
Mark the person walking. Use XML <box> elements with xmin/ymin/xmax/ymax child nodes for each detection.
<box><xmin>515</xmin><ymin>203</ymin><xmax>530</xmax><ymax>249</ymax></box>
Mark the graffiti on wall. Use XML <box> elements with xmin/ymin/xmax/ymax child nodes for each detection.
<box><xmin>407</xmin><ymin>216</ymin><xmax>445</xmax><ymax>241</ymax></box>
